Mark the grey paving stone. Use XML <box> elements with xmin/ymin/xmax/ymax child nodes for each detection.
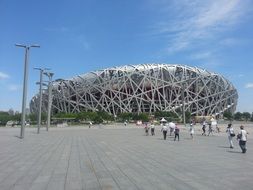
<box><xmin>0</xmin><ymin>125</ymin><xmax>252</xmax><ymax>190</ymax></box>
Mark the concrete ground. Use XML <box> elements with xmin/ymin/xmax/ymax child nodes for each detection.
<box><xmin>0</xmin><ymin>124</ymin><xmax>252</xmax><ymax>190</ymax></box>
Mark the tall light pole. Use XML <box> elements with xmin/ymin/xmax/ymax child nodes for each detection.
<box><xmin>181</xmin><ymin>83</ymin><xmax>186</xmax><ymax>126</ymax></box>
<box><xmin>15</xmin><ymin>44</ymin><xmax>40</xmax><ymax>139</ymax></box>
<box><xmin>34</xmin><ymin>68</ymin><xmax>49</xmax><ymax>134</ymax></box>
<box><xmin>44</xmin><ymin>72</ymin><xmax>54</xmax><ymax>131</ymax></box>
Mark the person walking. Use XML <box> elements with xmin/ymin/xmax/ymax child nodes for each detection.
<box><xmin>189</xmin><ymin>123</ymin><xmax>194</xmax><ymax>139</ymax></box>
<box><xmin>208</xmin><ymin>123</ymin><xmax>213</xmax><ymax>136</ymax></box>
<box><xmin>168</xmin><ymin>121</ymin><xmax>175</xmax><ymax>136</ymax></box>
<box><xmin>89</xmin><ymin>121</ymin><xmax>92</xmax><ymax>128</ymax></box>
<box><xmin>174</xmin><ymin>125</ymin><xmax>180</xmax><ymax>141</ymax></box>
<box><xmin>150</xmin><ymin>123</ymin><xmax>155</xmax><ymax>136</ymax></box>
<box><xmin>237</xmin><ymin>125</ymin><xmax>248</xmax><ymax>153</ymax></box>
<box><xmin>226</xmin><ymin>123</ymin><xmax>235</xmax><ymax>148</ymax></box>
<box><xmin>161</xmin><ymin>124</ymin><xmax>168</xmax><ymax>140</ymax></box>
<box><xmin>144</xmin><ymin>123</ymin><xmax>149</xmax><ymax>136</ymax></box>
<box><xmin>202</xmin><ymin>120</ymin><xmax>207</xmax><ymax>136</ymax></box>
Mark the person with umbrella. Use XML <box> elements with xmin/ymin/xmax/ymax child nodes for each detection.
<box><xmin>168</xmin><ymin>121</ymin><xmax>176</xmax><ymax>136</ymax></box>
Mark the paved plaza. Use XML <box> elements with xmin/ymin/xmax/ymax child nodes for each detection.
<box><xmin>0</xmin><ymin>124</ymin><xmax>253</xmax><ymax>190</ymax></box>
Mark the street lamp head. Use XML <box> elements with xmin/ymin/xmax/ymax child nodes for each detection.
<box><xmin>15</xmin><ymin>44</ymin><xmax>26</xmax><ymax>48</ymax></box>
<box><xmin>36</xmin><ymin>82</ymin><xmax>48</xmax><ymax>86</ymax></box>
<box><xmin>15</xmin><ymin>44</ymin><xmax>40</xmax><ymax>48</ymax></box>
<box><xmin>30</xmin><ymin>45</ymin><xmax>40</xmax><ymax>48</ymax></box>
<box><xmin>34</xmin><ymin>67</ymin><xmax>50</xmax><ymax>71</ymax></box>
<box><xmin>44</xmin><ymin>72</ymin><xmax>54</xmax><ymax>78</ymax></box>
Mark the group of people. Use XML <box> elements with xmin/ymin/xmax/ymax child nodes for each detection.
<box><xmin>144</xmin><ymin>123</ymin><xmax>155</xmax><ymax>136</ymax></box>
<box><xmin>144</xmin><ymin>120</ymin><xmax>249</xmax><ymax>154</ymax></box>
<box><xmin>226</xmin><ymin>124</ymin><xmax>248</xmax><ymax>153</ymax></box>
<box><xmin>201</xmin><ymin>119</ymin><xmax>220</xmax><ymax>136</ymax></box>
<box><xmin>161</xmin><ymin>122</ymin><xmax>180</xmax><ymax>141</ymax></box>
<box><xmin>144</xmin><ymin>122</ymin><xmax>180</xmax><ymax>141</ymax></box>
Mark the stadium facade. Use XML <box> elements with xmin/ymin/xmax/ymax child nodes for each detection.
<box><xmin>30</xmin><ymin>64</ymin><xmax>238</xmax><ymax>117</ymax></box>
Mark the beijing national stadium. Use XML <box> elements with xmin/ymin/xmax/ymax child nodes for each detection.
<box><xmin>30</xmin><ymin>63</ymin><xmax>238</xmax><ymax>117</ymax></box>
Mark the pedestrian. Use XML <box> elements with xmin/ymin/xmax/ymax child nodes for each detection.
<box><xmin>168</xmin><ymin>121</ymin><xmax>175</xmax><ymax>136</ymax></box>
<box><xmin>208</xmin><ymin>123</ymin><xmax>213</xmax><ymax>136</ymax></box>
<box><xmin>161</xmin><ymin>124</ymin><xmax>168</xmax><ymax>140</ymax></box>
<box><xmin>174</xmin><ymin>125</ymin><xmax>180</xmax><ymax>141</ymax></box>
<box><xmin>237</xmin><ymin>125</ymin><xmax>248</xmax><ymax>153</ymax></box>
<box><xmin>89</xmin><ymin>121</ymin><xmax>92</xmax><ymax>128</ymax></box>
<box><xmin>216</xmin><ymin>124</ymin><xmax>220</xmax><ymax>133</ymax></box>
<box><xmin>150</xmin><ymin>123</ymin><xmax>155</xmax><ymax>136</ymax></box>
<box><xmin>211</xmin><ymin>117</ymin><xmax>219</xmax><ymax>133</ymax></box>
<box><xmin>124</xmin><ymin>120</ymin><xmax>127</xmax><ymax>127</ymax></box>
<box><xmin>144</xmin><ymin>123</ymin><xmax>149</xmax><ymax>136</ymax></box>
<box><xmin>226</xmin><ymin>123</ymin><xmax>235</xmax><ymax>148</ymax></box>
<box><xmin>202</xmin><ymin>120</ymin><xmax>207</xmax><ymax>136</ymax></box>
<box><xmin>189</xmin><ymin>123</ymin><xmax>194</xmax><ymax>139</ymax></box>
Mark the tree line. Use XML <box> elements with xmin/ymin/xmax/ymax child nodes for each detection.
<box><xmin>223</xmin><ymin>111</ymin><xmax>253</xmax><ymax>122</ymax></box>
<box><xmin>0</xmin><ymin>110</ymin><xmax>252</xmax><ymax>126</ymax></box>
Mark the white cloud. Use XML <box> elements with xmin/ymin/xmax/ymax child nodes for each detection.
<box><xmin>0</xmin><ymin>71</ymin><xmax>9</xmax><ymax>80</ymax></box>
<box><xmin>152</xmin><ymin>0</ymin><xmax>251</xmax><ymax>53</ymax></box>
<box><xmin>190</xmin><ymin>51</ymin><xmax>212</xmax><ymax>60</ymax></box>
<box><xmin>245</xmin><ymin>83</ymin><xmax>253</xmax><ymax>89</ymax></box>
<box><xmin>8</xmin><ymin>84</ymin><xmax>20</xmax><ymax>91</ymax></box>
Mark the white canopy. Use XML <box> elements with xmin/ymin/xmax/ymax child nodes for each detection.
<box><xmin>168</xmin><ymin>122</ymin><xmax>176</xmax><ymax>128</ymax></box>
<box><xmin>160</xmin><ymin>118</ymin><xmax>167</xmax><ymax>122</ymax></box>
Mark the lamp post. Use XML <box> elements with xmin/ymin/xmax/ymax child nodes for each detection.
<box><xmin>34</xmin><ymin>68</ymin><xmax>49</xmax><ymax>134</ymax></box>
<box><xmin>43</xmin><ymin>72</ymin><xmax>54</xmax><ymax>131</ymax></box>
<box><xmin>15</xmin><ymin>44</ymin><xmax>40</xmax><ymax>139</ymax></box>
<box><xmin>181</xmin><ymin>83</ymin><xmax>186</xmax><ymax>126</ymax></box>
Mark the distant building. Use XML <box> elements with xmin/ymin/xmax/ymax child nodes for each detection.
<box><xmin>8</xmin><ymin>108</ymin><xmax>15</xmax><ymax>115</ymax></box>
<box><xmin>25</xmin><ymin>108</ymin><xmax>30</xmax><ymax>115</ymax></box>
<box><xmin>30</xmin><ymin>63</ymin><xmax>238</xmax><ymax>117</ymax></box>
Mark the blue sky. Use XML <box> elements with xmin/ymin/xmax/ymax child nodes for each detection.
<box><xmin>0</xmin><ymin>0</ymin><xmax>253</xmax><ymax>113</ymax></box>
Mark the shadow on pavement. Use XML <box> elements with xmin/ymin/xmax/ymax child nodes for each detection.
<box><xmin>227</xmin><ymin>150</ymin><xmax>242</xmax><ymax>154</ymax></box>
<box><xmin>218</xmin><ymin>146</ymin><xmax>230</xmax><ymax>148</ymax></box>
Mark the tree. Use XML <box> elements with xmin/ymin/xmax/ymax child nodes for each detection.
<box><xmin>223</xmin><ymin>111</ymin><xmax>233</xmax><ymax>121</ymax></box>
<box><xmin>242</xmin><ymin>112</ymin><xmax>251</xmax><ymax>121</ymax></box>
<box><xmin>93</xmin><ymin>115</ymin><xmax>103</xmax><ymax>124</ymax></box>
<box><xmin>118</xmin><ymin>112</ymin><xmax>133</xmax><ymax>122</ymax></box>
<box><xmin>233</xmin><ymin>112</ymin><xmax>242</xmax><ymax>121</ymax></box>
<box><xmin>0</xmin><ymin>111</ymin><xmax>11</xmax><ymax>125</ymax></box>
<box><xmin>98</xmin><ymin>111</ymin><xmax>114</xmax><ymax>121</ymax></box>
<box><xmin>133</xmin><ymin>113</ymin><xmax>149</xmax><ymax>122</ymax></box>
<box><xmin>154</xmin><ymin>111</ymin><xmax>179</xmax><ymax>121</ymax></box>
<box><xmin>28</xmin><ymin>113</ymin><xmax>37</xmax><ymax>123</ymax></box>
<box><xmin>185</xmin><ymin>111</ymin><xmax>192</xmax><ymax>123</ymax></box>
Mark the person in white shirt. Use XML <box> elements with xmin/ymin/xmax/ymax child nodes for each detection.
<box><xmin>161</xmin><ymin>124</ymin><xmax>168</xmax><ymax>140</ymax></box>
<box><xmin>189</xmin><ymin>123</ymin><xmax>194</xmax><ymax>139</ymax></box>
<box><xmin>168</xmin><ymin>122</ymin><xmax>175</xmax><ymax>136</ymax></box>
<box><xmin>226</xmin><ymin>123</ymin><xmax>235</xmax><ymax>148</ymax></box>
<box><xmin>237</xmin><ymin>125</ymin><xmax>248</xmax><ymax>153</ymax></box>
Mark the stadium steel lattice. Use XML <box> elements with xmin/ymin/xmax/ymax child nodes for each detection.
<box><xmin>30</xmin><ymin>64</ymin><xmax>238</xmax><ymax>117</ymax></box>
